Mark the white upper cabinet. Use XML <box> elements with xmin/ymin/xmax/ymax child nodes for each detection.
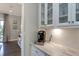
<box><xmin>53</xmin><ymin>3</ymin><xmax>70</xmax><ymax>26</ymax></box>
<box><xmin>58</xmin><ymin>3</ymin><xmax>70</xmax><ymax>26</ymax></box>
<box><xmin>76</xmin><ymin>3</ymin><xmax>79</xmax><ymax>22</ymax></box>
<box><xmin>39</xmin><ymin>3</ymin><xmax>79</xmax><ymax>28</ymax></box>
<box><xmin>58</xmin><ymin>3</ymin><xmax>79</xmax><ymax>26</ymax></box>
<box><xmin>39</xmin><ymin>3</ymin><xmax>53</xmax><ymax>27</ymax></box>
<box><xmin>66</xmin><ymin>3</ymin><xmax>79</xmax><ymax>26</ymax></box>
<box><xmin>40</xmin><ymin>3</ymin><xmax>45</xmax><ymax>26</ymax></box>
<box><xmin>73</xmin><ymin>3</ymin><xmax>79</xmax><ymax>25</ymax></box>
<box><xmin>47</xmin><ymin>3</ymin><xmax>53</xmax><ymax>25</ymax></box>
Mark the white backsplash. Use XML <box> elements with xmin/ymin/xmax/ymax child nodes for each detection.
<box><xmin>45</xmin><ymin>28</ymin><xmax>79</xmax><ymax>50</ymax></box>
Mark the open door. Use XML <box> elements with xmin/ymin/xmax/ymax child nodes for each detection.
<box><xmin>0</xmin><ymin>21</ymin><xmax>4</xmax><ymax>43</ymax></box>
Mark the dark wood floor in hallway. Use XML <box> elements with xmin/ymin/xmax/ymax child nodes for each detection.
<box><xmin>0</xmin><ymin>41</ymin><xmax>21</xmax><ymax>56</ymax></box>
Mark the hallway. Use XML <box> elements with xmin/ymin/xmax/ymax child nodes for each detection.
<box><xmin>0</xmin><ymin>41</ymin><xmax>21</xmax><ymax>56</ymax></box>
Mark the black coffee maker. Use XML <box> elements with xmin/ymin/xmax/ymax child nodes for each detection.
<box><xmin>37</xmin><ymin>30</ymin><xmax>46</xmax><ymax>43</ymax></box>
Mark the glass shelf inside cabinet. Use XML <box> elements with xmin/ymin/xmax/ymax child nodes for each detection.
<box><xmin>41</xmin><ymin>3</ymin><xmax>45</xmax><ymax>25</ymax></box>
<box><xmin>59</xmin><ymin>3</ymin><xmax>68</xmax><ymax>23</ymax></box>
<box><xmin>47</xmin><ymin>3</ymin><xmax>53</xmax><ymax>24</ymax></box>
<box><xmin>76</xmin><ymin>3</ymin><xmax>79</xmax><ymax>21</ymax></box>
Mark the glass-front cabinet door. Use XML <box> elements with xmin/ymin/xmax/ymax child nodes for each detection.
<box><xmin>41</xmin><ymin>3</ymin><xmax>45</xmax><ymax>25</ymax></box>
<box><xmin>71</xmin><ymin>3</ymin><xmax>79</xmax><ymax>25</ymax></box>
<box><xmin>76</xmin><ymin>3</ymin><xmax>79</xmax><ymax>21</ymax></box>
<box><xmin>39</xmin><ymin>3</ymin><xmax>53</xmax><ymax>27</ymax></box>
<box><xmin>59</xmin><ymin>3</ymin><xmax>69</xmax><ymax>26</ymax></box>
<box><xmin>74</xmin><ymin>3</ymin><xmax>79</xmax><ymax>25</ymax></box>
<box><xmin>47</xmin><ymin>3</ymin><xmax>53</xmax><ymax>25</ymax></box>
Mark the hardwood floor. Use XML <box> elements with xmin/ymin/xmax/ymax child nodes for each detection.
<box><xmin>0</xmin><ymin>41</ymin><xmax>21</xmax><ymax>56</ymax></box>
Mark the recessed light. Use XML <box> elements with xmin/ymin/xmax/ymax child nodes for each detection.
<box><xmin>52</xmin><ymin>29</ymin><xmax>62</xmax><ymax>35</ymax></box>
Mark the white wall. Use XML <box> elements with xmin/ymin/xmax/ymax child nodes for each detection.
<box><xmin>46</xmin><ymin>28</ymin><xmax>79</xmax><ymax>50</ymax></box>
<box><xmin>52</xmin><ymin>28</ymin><xmax>79</xmax><ymax>49</ymax></box>
<box><xmin>8</xmin><ymin>15</ymin><xmax>21</xmax><ymax>41</ymax></box>
<box><xmin>21</xmin><ymin>3</ymin><xmax>38</xmax><ymax>56</ymax></box>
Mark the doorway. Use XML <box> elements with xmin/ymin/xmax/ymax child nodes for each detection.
<box><xmin>0</xmin><ymin>21</ymin><xmax>4</xmax><ymax>43</ymax></box>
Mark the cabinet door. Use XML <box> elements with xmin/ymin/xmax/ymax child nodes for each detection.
<box><xmin>76</xmin><ymin>3</ymin><xmax>79</xmax><ymax>21</ymax></box>
<box><xmin>47</xmin><ymin>3</ymin><xmax>53</xmax><ymax>25</ymax></box>
<box><xmin>59</xmin><ymin>3</ymin><xmax>69</xmax><ymax>26</ymax></box>
<box><xmin>40</xmin><ymin>3</ymin><xmax>45</xmax><ymax>26</ymax></box>
<box><xmin>74</xmin><ymin>3</ymin><xmax>79</xmax><ymax>25</ymax></box>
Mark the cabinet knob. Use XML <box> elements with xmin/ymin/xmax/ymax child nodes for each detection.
<box><xmin>72</xmin><ymin>21</ymin><xmax>74</xmax><ymax>23</ymax></box>
<box><xmin>68</xmin><ymin>21</ymin><xmax>70</xmax><ymax>24</ymax></box>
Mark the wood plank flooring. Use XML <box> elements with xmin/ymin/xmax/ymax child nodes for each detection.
<box><xmin>0</xmin><ymin>41</ymin><xmax>21</xmax><ymax>56</ymax></box>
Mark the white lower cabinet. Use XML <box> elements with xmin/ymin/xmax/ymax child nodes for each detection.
<box><xmin>31</xmin><ymin>46</ymin><xmax>49</xmax><ymax>56</ymax></box>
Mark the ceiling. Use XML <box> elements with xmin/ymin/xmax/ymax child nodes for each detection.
<box><xmin>0</xmin><ymin>3</ymin><xmax>22</xmax><ymax>16</ymax></box>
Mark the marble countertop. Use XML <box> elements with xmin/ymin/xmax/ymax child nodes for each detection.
<box><xmin>33</xmin><ymin>42</ymin><xmax>79</xmax><ymax>56</ymax></box>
